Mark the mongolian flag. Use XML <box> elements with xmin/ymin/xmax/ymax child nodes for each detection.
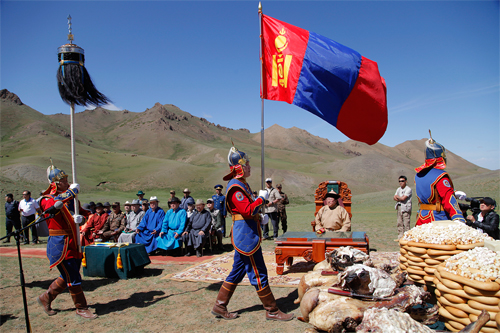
<box><xmin>260</xmin><ymin>14</ymin><xmax>388</xmax><ymax>145</ymax></box>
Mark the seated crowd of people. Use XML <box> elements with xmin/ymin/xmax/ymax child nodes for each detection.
<box><xmin>79</xmin><ymin>188</ymin><xmax>226</xmax><ymax>257</ymax></box>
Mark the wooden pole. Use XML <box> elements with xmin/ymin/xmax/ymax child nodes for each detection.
<box><xmin>70</xmin><ymin>102</ymin><xmax>81</xmax><ymax>252</ymax></box>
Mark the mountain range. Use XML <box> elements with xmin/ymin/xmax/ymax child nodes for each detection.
<box><xmin>0</xmin><ymin>89</ymin><xmax>495</xmax><ymax>202</ymax></box>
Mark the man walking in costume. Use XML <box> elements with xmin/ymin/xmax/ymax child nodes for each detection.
<box><xmin>37</xmin><ymin>162</ymin><xmax>96</xmax><ymax>319</ymax></box>
<box><xmin>414</xmin><ymin>132</ymin><xmax>465</xmax><ymax>225</ymax></box>
<box><xmin>211</xmin><ymin>145</ymin><xmax>294</xmax><ymax>321</ymax></box>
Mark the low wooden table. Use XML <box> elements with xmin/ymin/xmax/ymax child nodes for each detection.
<box><xmin>274</xmin><ymin>231</ymin><xmax>369</xmax><ymax>275</ymax></box>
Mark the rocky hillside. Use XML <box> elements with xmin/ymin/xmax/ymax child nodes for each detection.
<box><xmin>0</xmin><ymin>89</ymin><xmax>492</xmax><ymax>201</ymax></box>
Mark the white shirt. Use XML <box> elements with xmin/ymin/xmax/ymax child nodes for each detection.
<box><xmin>394</xmin><ymin>186</ymin><xmax>412</xmax><ymax>212</ymax></box>
<box><xmin>19</xmin><ymin>197</ymin><xmax>39</xmax><ymax>216</ymax></box>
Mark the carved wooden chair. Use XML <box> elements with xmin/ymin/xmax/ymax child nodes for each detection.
<box><xmin>311</xmin><ymin>181</ymin><xmax>352</xmax><ymax>231</ymax></box>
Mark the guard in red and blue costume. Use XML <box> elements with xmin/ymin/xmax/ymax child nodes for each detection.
<box><xmin>211</xmin><ymin>145</ymin><xmax>294</xmax><ymax>321</ymax></box>
<box><xmin>414</xmin><ymin>134</ymin><xmax>465</xmax><ymax>225</ymax></box>
<box><xmin>36</xmin><ymin>163</ymin><xmax>97</xmax><ymax>319</ymax></box>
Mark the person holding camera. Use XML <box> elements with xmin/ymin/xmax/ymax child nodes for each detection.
<box><xmin>466</xmin><ymin>197</ymin><xmax>499</xmax><ymax>240</ymax></box>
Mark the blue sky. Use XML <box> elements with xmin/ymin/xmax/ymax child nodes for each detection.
<box><xmin>2</xmin><ymin>1</ymin><xmax>499</xmax><ymax>170</ymax></box>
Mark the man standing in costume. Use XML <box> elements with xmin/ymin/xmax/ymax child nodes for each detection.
<box><xmin>414</xmin><ymin>133</ymin><xmax>465</xmax><ymax>225</ymax></box>
<box><xmin>37</xmin><ymin>162</ymin><xmax>96</xmax><ymax>319</ymax></box>
<box><xmin>212</xmin><ymin>184</ymin><xmax>227</xmax><ymax>237</ymax></box>
<box><xmin>211</xmin><ymin>145</ymin><xmax>294</xmax><ymax>321</ymax></box>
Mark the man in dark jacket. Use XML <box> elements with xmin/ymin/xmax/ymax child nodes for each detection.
<box><xmin>466</xmin><ymin>197</ymin><xmax>499</xmax><ymax>240</ymax></box>
<box><xmin>182</xmin><ymin>199</ymin><xmax>211</xmax><ymax>257</ymax></box>
<box><xmin>4</xmin><ymin>193</ymin><xmax>21</xmax><ymax>243</ymax></box>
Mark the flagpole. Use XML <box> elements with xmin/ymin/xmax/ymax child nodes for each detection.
<box><xmin>258</xmin><ymin>2</ymin><xmax>265</xmax><ymax>190</ymax></box>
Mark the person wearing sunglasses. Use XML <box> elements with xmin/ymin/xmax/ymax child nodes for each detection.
<box><xmin>393</xmin><ymin>175</ymin><xmax>412</xmax><ymax>239</ymax></box>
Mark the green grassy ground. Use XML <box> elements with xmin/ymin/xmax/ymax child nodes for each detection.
<box><xmin>1</xmin><ymin>185</ymin><xmax>498</xmax><ymax>332</ymax></box>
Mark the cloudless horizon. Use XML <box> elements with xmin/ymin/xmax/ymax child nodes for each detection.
<box><xmin>2</xmin><ymin>1</ymin><xmax>499</xmax><ymax>170</ymax></box>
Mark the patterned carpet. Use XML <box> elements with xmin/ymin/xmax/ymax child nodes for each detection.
<box><xmin>163</xmin><ymin>251</ymin><xmax>399</xmax><ymax>288</ymax></box>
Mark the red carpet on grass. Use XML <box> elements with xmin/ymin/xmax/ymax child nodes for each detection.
<box><xmin>0</xmin><ymin>246</ymin><xmax>214</xmax><ymax>264</ymax></box>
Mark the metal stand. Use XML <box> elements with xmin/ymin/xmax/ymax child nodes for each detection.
<box><xmin>0</xmin><ymin>214</ymin><xmax>54</xmax><ymax>333</ymax></box>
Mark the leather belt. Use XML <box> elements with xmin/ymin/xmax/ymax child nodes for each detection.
<box><xmin>49</xmin><ymin>229</ymin><xmax>72</xmax><ymax>236</ymax></box>
<box><xmin>420</xmin><ymin>202</ymin><xmax>442</xmax><ymax>212</ymax></box>
<box><xmin>232</xmin><ymin>214</ymin><xmax>259</xmax><ymax>222</ymax></box>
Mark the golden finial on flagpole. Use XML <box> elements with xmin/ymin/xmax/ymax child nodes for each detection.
<box><xmin>258</xmin><ymin>2</ymin><xmax>262</xmax><ymax>13</ymax></box>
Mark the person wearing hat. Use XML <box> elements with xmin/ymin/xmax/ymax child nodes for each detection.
<box><xmin>180</xmin><ymin>188</ymin><xmax>195</xmax><ymax>211</ymax></box>
<box><xmin>414</xmin><ymin>132</ymin><xmax>465</xmax><ymax>225</ymax></box>
<box><xmin>168</xmin><ymin>190</ymin><xmax>176</xmax><ymax>209</ymax></box>
<box><xmin>136</xmin><ymin>190</ymin><xmax>148</xmax><ymax>203</ymax></box>
<box><xmin>181</xmin><ymin>199</ymin><xmax>211</xmax><ymax>257</ymax></box>
<box><xmin>103</xmin><ymin>202</ymin><xmax>111</xmax><ymax>214</ymax></box>
<box><xmin>118</xmin><ymin>199</ymin><xmax>145</xmax><ymax>243</ymax></box>
<box><xmin>81</xmin><ymin>203</ymin><xmax>109</xmax><ymax>246</ymax></box>
<box><xmin>466</xmin><ymin>197</ymin><xmax>499</xmax><ymax>239</ymax></box>
<box><xmin>101</xmin><ymin>202</ymin><xmax>127</xmax><ymax>242</ymax></box>
<box><xmin>212</xmin><ymin>184</ymin><xmax>227</xmax><ymax>237</ymax></box>
<box><xmin>124</xmin><ymin>201</ymin><xmax>132</xmax><ymax>217</ymax></box>
<box><xmin>157</xmin><ymin>196</ymin><xmax>186</xmax><ymax>254</ymax></box>
<box><xmin>314</xmin><ymin>190</ymin><xmax>351</xmax><ymax>232</ymax></box>
<box><xmin>211</xmin><ymin>144</ymin><xmax>294</xmax><ymax>321</ymax></box>
<box><xmin>88</xmin><ymin>201</ymin><xmax>96</xmax><ymax>214</ymax></box>
<box><xmin>4</xmin><ymin>193</ymin><xmax>21</xmax><ymax>243</ymax></box>
<box><xmin>206</xmin><ymin>198</ymin><xmax>224</xmax><ymax>251</ymax></box>
<box><xmin>135</xmin><ymin>196</ymin><xmax>165</xmax><ymax>254</ymax></box>
<box><xmin>37</xmin><ymin>161</ymin><xmax>96</xmax><ymax>319</ymax></box>
<box><xmin>263</xmin><ymin>178</ymin><xmax>282</xmax><ymax>240</ymax></box>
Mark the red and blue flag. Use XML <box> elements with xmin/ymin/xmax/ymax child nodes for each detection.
<box><xmin>261</xmin><ymin>14</ymin><xmax>388</xmax><ymax>145</ymax></box>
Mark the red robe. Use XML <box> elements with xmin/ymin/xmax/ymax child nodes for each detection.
<box><xmin>40</xmin><ymin>194</ymin><xmax>90</xmax><ymax>268</ymax></box>
<box><xmin>81</xmin><ymin>212</ymin><xmax>109</xmax><ymax>246</ymax></box>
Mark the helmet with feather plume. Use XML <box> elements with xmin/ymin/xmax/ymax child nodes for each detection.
<box><xmin>415</xmin><ymin>130</ymin><xmax>447</xmax><ymax>172</ymax></box>
<box><xmin>223</xmin><ymin>141</ymin><xmax>250</xmax><ymax>181</ymax></box>
<box><xmin>47</xmin><ymin>159</ymin><xmax>68</xmax><ymax>184</ymax></box>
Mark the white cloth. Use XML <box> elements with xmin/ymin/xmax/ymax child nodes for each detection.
<box><xmin>19</xmin><ymin>198</ymin><xmax>39</xmax><ymax>216</ymax></box>
<box><xmin>394</xmin><ymin>186</ymin><xmax>412</xmax><ymax>212</ymax></box>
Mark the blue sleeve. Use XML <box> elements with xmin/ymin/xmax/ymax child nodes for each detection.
<box><xmin>161</xmin><ymin>210</ymin><xmax>171</xmax><ymax>233</ymax></box>
<box><xmin>156</xmin><ymin>209</ymin><xmax>166</xmax><ymax>231</ymax></box>
<box><xmin>137</xmin><ymin>210</ymin><xmax>149</xmax><ymax>231</ymax></box>
<box><xmin>175</xmin><ymin>210</ymin><xmax>187</xmax><ymax>234</ymax></box>
<box><xmin>222</xmin><ymin>195</ymin><xmax>226</xmax><ymax>216</ymax></box>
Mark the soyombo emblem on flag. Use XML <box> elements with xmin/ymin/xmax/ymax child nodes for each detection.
<box><xmin>260</xmin><ymin>14</ymin><xmax>388</xmax><ymax>145</ymax></box>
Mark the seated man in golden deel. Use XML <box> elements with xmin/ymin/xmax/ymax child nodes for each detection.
<box><xmin>314</xmin><ymin>191</ymin><xmax>351</xmax><ymax>232</ymax></box>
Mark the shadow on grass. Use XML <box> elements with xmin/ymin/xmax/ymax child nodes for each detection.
<box><xmin>25</xmin><ymin>268</ymin><xmax>163</xmax><ymax>292</ymax></box>
<box><xmin>25</xmin><ymin>278</ymin><xmax>119</xmax><ymax>292</ymax></box>
<box><xmin>0</xmin><ymin>314</ymin><xmax>18</xmax><ymax>326</ymax></box>
<box><xmin>92</xmin><ymin>287</ymin><xmax>206</xmax><ymax>315</ymax></box>
<box><xmin>206</xmin><ymin>283</ymin><xmax>300</xmax><ymax>314</ymax></box>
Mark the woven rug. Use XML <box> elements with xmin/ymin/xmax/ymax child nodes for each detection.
<box><xmin>163</xmin><ymin>251</ymin><xmax>399</xmax><ymax>288</ymax></box>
